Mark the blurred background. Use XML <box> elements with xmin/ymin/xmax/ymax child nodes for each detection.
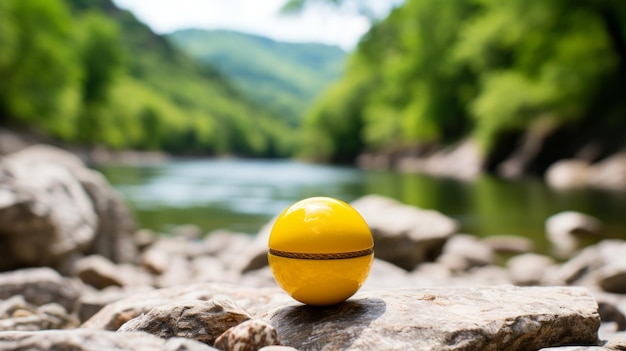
<box><xmin>1</xmin><ymin>0</ymin><xmax>626</xmax><ymax>253</ymax></box>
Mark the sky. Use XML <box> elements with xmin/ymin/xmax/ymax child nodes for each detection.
<box><xmin>111</xmin><ymin>0</ymin><xmax>402</xmax><ymax>50</ymax></box>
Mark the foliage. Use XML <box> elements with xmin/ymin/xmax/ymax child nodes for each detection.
<box><xmin>302</xmin><ymin>0</ymin><xmax>626</xmax><ymax>161</ymax></box>
<box><xmin>167</xmin><ymin>29</ymin><xmax>346</xmax><ymax>127</ymax></box>
<box><xmin>0</xmin><ymin>0</ymin><xmax>296</xmax><ymax>157</ymax></box>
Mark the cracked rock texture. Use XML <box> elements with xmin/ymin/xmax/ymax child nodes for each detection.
<box><xmin>267</xmin><ymin>286</ymin><xmax>600</xmax><ymax>351</ymax></box>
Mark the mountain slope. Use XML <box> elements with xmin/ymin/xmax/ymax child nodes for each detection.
<box><xmin>167</xmin><ymin>29</ymin><xmax>346</xmax><ymax>126</ymax></box>
<box><xmin>0</xmin><ymin>0</ymin><xmax>296</xmax><ymax>157</ymax></box>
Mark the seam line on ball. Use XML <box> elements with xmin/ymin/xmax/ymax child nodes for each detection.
<box><xmin>268</xmin><ymin>247</ymin><xmax>374</xmax><ymax>260</ymax></box>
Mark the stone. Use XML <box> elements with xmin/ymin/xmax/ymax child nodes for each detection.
<box><xmin>0</xmin><ymin>154</ymin><xmax>97</xmax><ymax>270</ymax></box>
<box><xmin>82</xmin><ymin>283</ymin><xmax>290</xmax><ymax>330</ymax></box>
<box><xmin>362</xmin><ymin>258</ymin><xmax>413</xmax><ymax>290</ymax></box>
<box><xmin>78</xmin><ymin>286</ymin><xmax>154</xmax><ymax>323</ymax></box>
<box><xmin>481</xmin><ymin>235</ymin><xmax>534</xmax><ymax>255</ymax></box>
<box><xmin>214</xmin><ymin>319</ymin><xmax>280</xmax><ymax>351</ymax></box>
<box><xmin>598</xmin><ymin>265</ymin><xmax>626</xmax><ymax>294</ymax></box>
<box><xmin>172</xmin><ymin>224</ymin><xmax>202</xmax><ymax>239</ymax></box>
<box><xmin>266</xmin><ymin>286</ymin><xmax>600</xmax><ymax>351</ymax></box>
<box><xmin>156</xmin><ymin>254</ymin><xmax>193</xmax><ymax>288</ymax></box>
<box><xmin>542</xmin><ymin>240</ymin><xmax>626</xmax><ymax>290</ymax></box>
<box><xmin>538</xmin><ymin>347</ymin><xmax>610</xmax><ymax>351</ymax></box>
<box><xmin>507</xmin><ymin>253</ymin><xmax>555</xmax><ymax>286</ymax></box>
<box><xmin>258</xmin><ymin>347</ymin><xmax>299</xmax><ymax>351</ymax></box>
<box><xmin>191</xmin><ymin>256</ymin><xmax>237</xmax><ymax>284</ymax></box>
<box><xmin>118</xmin><ymin>299</ymin><xmax>251</xmax><ymax>345</ymax></box>
<box><xmin>546</xmin><ymin>211</ymin><xmax>604</xmax><ymax>258</ymax></box>
<box><xmin>598</xmin><ymin>302</ymin><xmax>626</xmax><ymax>331</ymax></box>
<box><xmin>74</xmin><ymin>255</ymin><xmax>125</xmax><ymax>289</ymax></box>
<box><xmin>0</xmin><ymin>330</ymin><xmax>218</xmax><ymax>351</ymax></box>
<box><xmin>589</xmin><ymin>151</ymin><xmax>626</xmax><ymax>191</ymax></box>
<box><xmin>0</xmin><ymin>267</ymin><xmax>81</xmax><ymax>313</ymax></box>
<box><xmin>546</xmin><ymin>160</ymin><xmax>593</xmax><ymax>189</ymax></box>
<box><xmin>437</xmin><ymin>234</ymin><xmax>495</xmax><ymax>272</ymax></box>
<box><xmin>351</xmin><ymin>195</ymin><xmax>457</xmax><ymax>270</ymax></box>
<box><xmin>0</xmin><ymin>296</ymin><xmax>78</xmax><ymax>331</ymax></box>
<box><xmin>0</xmin><ymin>145</ymin><xmax>137</xmax><ymax>271</ymax></box>
<box><xmin>395</xmin><ymin>139</ymin><xmax>483</xmax><ymax>181</ymax></box>
<box><xmin>602</xmin><ymin>332</ymin><xmax>626</xmax><ymax>350</ymax></box>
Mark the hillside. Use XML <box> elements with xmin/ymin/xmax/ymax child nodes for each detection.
<box><xmin>167</xmin><ymin>29</ymin><xmax>346</xmax><ymax>126</ymax></box>
<box><xmin>0</xmin><ymin>0</ymin><xmax>296</xmax><ymax>157</ymax></box>
<box><xmin>301</xmin><ymin>0</ymin><xmax>626</xmax><ymax>168</ymax></box>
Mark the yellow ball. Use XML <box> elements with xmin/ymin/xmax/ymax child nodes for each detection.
<box><xmin>268</xmin><ymin>197</ymin><xmax>374</xmax><ymax>306</ymax></box>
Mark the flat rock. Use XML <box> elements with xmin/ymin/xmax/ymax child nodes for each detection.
<box><xmin>351</xmin><ymin>195</ymin><xmax>457</xmax><ymax>270</ymax></box>
<box><xmin>266</xmin><ymin>286</ymin><xmax>600</xmax><ymax>351</ymax></box>
<box><xmin>0</xmin><ymin>330</ymin><xmax>218</xmax><ymax>351</ymax></box>
<box><xmin>0</xmin><ymin>267</ymin><xmax>81</xmax><ymax>313</ymax></box>
<box><xmin>507</xmin><ymin>253</ymin><xmax>555</xmax><ymax>286</ymax></box>
<box><xmin>546</xmin><ymin>211</ymin><xmax>603</xmax><ymax>258</ymax></box>
<box><xmin>119</xmin><ymin>299</ymin><xmax>250</xmax><ymax>345</ymax></box>
<box><xmin>75</xmin><ymin>255</ymin><xmax>125</xmax><ymax>289</ymax></box>
<box><xmin>82</xmin><ymin>283</ymin><xmax>290</xmax><ymax>330</ymax></box>
<box><xmin>437</xmin><ymin>234</ymin><xmax>494</xmax><ymax>272</ymax></box>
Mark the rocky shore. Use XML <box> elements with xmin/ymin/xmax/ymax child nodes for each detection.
<box><xmin>1</xmin><ymin>145</ymin><xmax>626</xmax><ymax>350</ymax></box>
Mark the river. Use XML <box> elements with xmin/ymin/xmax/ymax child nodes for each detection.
<box><xmin>99</xmin><ymin>158</ymin><xmax>626</xmax><ymax>252</ymax></box>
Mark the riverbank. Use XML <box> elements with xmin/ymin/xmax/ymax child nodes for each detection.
<box><xmin>1</xmin><ymin>144</ymin><xmax>626</xmax><ymax>350</ymax></box>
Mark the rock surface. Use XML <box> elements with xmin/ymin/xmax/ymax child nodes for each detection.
<box><xmin>546</xmin><ymin>211</ymin><xmax>603</xmax><ymax>258</ymax></box>
<box><xmin>118</xmin><ymin>299</ymin><xmax>251</xmax><ymax>345</ymax></box>
<box><xmin>214</xmin><ymin>319</ymin><xmax>280</xmax><ymax>351</ymax></box>
<box><xmin>82</xmin><ymin>283</ymin><xmax>290</xmax><ymax>330</ymax></box>
<box><xmin>0</xmin><ymin>330</ymin><xmax>218</xmax><ymax>351</ymax></box>
<box><xmin>267</xmin><ymin>286</ymin><xmax>600</xmax><ymax>351</ymax></box>
<box><xmin>0</xmin><ymin>267</ymin><xmax>81</xmax><ymax>313</ymax></box>
<box><xmin>351</xmin><ymin>195</ymin><xmax>457</xmax><ymax>270</ymax></box>
<box><xmin>0</xmin><ymin>145</ymin><xmax>136</xmax><ymax>271</ymax></box>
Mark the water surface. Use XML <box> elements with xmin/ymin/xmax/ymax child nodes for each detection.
<box><xmin>99</xmin><ymin>158</ymin><xmax>626</xmax><ymax>251</ymax></box>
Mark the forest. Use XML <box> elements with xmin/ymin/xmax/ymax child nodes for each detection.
<box><xmin>0</xmin><ymin>0</ymin><xmax>297</xmax><ymax>157</ymax></box>
<box><xmin>2</xmin><ymin>0</ymin><xmax>626</xmax><ymax>169</ymax></box>
<box><xmin>301</xmin><ymin>0</ymin><xmax>626</xmax><ymax>166</ymax></box>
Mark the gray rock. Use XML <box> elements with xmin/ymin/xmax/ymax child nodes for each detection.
<box><xmin>214</xmin><ymin>319</ymin><xmax>280</xmax><ymax>351</ymax></box>
<box><xmin>589</xmin><ymin>151</ymin><xmax>626</xmax><ymax>191</ymax></box>
<box><xmin>258</xmin><ymin>347</ymin><xmax>299</xmax><ymax>351</ymax></box>
<box><xmin>0</xmin><ymin>145</ymin><xmax>137</xmax><ymax>271</ymax></box>
<box><xmin>395</xmin><ymin>139</ymin><xmax>483</xmax><ymax>181</ymax></box>
<box><xmin>0</xmin><ymin>267</ymin><xmax>81</xmax><ymax>313</ymax></box>
<box><xmin>118</xmin><ymin>299</ymin><xmax>250</xmax><ymax>345</ymax></box>
<box><xmin>598</xmin><ymin>302</ymin><xmax>626</xmax><ymax>331</ymax></box>
<box><xmin>78</xmin><ymin>286</ymin><xmax>154</xmax><ymax>323</ymax></box>
<box><xmin>156</xmin><ymin>254</ymin><xmax>193</xmax><ymax>288</ymax></box>
<box><xmin>437</xmin><ymin>234</ymin><xmax>494</xmax><ymax>272</ymax></box>
<box><xmin>75</xmin><ymin>254</ymin><xmax>125</xmax><ymax>289</ymax></box>
<box><xmin>266</xmin><ymin>286</ymin><xmax>600</xmax><ymax>351</ymax></box>
<box><xmin>597</xmin><ymin>264</ymin><xmax>626</xmax><ymax>294</ymax></box>
<box><xmin>0</xmin><ymin>154</ymin><xmax>97</xmax><ymax>270</ymax></box>
<box><xmin>546</xmin><ymin>211</ymin><xmax>603</xmax><ymax>258</ymax></box>
<box><xmin>362</xmin><ymin>258</ymin><xmax>413</xmax><ymax>290</ymax></box>
<box><xmin>602</xmin><ymin>332</ymin><xmax>626</xmax><ymax>350</ymax></box>
<box><xmin>538</xmin><ymin>347</ymin><xmax>610</xmax><ymax>351</ymax></box>
<box><xmin>507</xmin><ymin>253</ymin><xmax>555</xmax><ymax>286</ymax></box>
<box><xmin>481</xmin><ymin>235</ymin><xmax>534</xmax><ymax>255</ymax></box>
<box><xmin>0</xmin><ymin>329</ymin><xmax>218</xmax><ymax>351</ymax></box>
<box><xmin>351</xmin><ymin>195</ymin><xmax>457</xmax><ymax>270</ymax></box>
<box><xmin>82</xmin><ymin>283</ymin><xmax>290</xmax><ymax>330</ymax></box>
<box><xmin>542</xmin><ymin>240</ymin><xmax>626</xmax><ymax>290</ymax></box>
<box><xmin>0</xmin><ymin>296</ymin><xmax>78</xmax><ymax>331</ymax></box>
<box><xmin>546</xmin><ymin>160</ymin><xmax>593</xmax><ymax>190</ymax></box>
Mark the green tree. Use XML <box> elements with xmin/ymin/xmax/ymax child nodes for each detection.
<box><xmin>75</xmin><ymin>12</ymin><xmax>125</xmax><ymax>144</ymax></box>
<box><xmin>0</xmin><ymin>0</ymin><xmax>81</xmax><ymax>138</ymax></box>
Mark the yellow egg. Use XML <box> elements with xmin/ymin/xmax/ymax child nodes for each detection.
<box><xmin>268</xmin><ymin>197</ymin><xmax>374</xmax><ymax>306</ymax></box>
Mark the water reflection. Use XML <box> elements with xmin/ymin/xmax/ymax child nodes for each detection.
<box><xmin>99</xmin><ymin>159</ymin><xmax>626</xmax><ymax>250</ymax></box>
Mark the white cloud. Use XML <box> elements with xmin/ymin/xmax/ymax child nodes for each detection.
<box><xmin>111</xmin><ymin>0</ymin><xmax>375</xmax><ymax>50</ymax></box>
